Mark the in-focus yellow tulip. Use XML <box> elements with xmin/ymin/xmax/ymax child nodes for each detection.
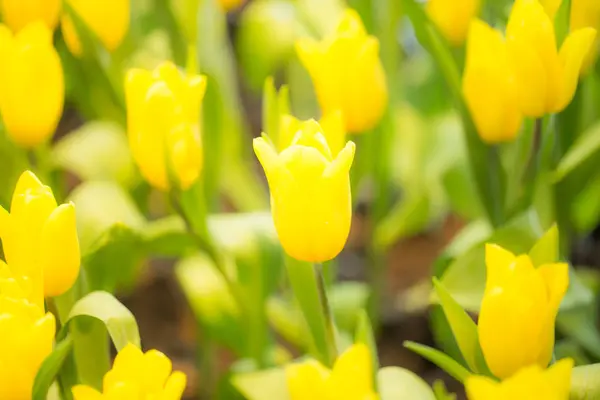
<box><xmin>463</xmin><ymin>19</ymin><xmax>523</xmax><ymax>143</ymax></box>
<box><xmin>125</xmin><ymin>62</ymin><xmax>206</xmax><ymax>191</ymax></box>
<box><xmin>426</xmin><ymin>0</ymin><xmax>480</xmax><ymax>46</ymax></box>
<box><xmin>219</xmin><ymin>0</ymin><xmax>246</xmax><ymax>12</ymax></box>
<box><xmin>506</xmin><ymin>0</ymin><xmax>596</xmax><ymax>117</ymax></box>
<box><xmin>286</xmin><ymin>344</ymin><xmax>377</xmax><ymax>400</ymax></box>
<box><xmin>0</xmin><ymin>0</ymin><xmax>61</xmax><ymax>32</ymax></box>
<box><xmin>0</xmin><ymin>171</ymin><xmax>80</xmax><ymax>307</ymax></box>
<box><xmin>278</xmin><ymin>111</ymin><xmax>346</xmax><ymax>156</ymax></box>
<box><xmin>466</xmin><ymin>358</ymin><xmax>573</xmax><ymax>400</ymax></box>
<box><xmin>296</xmin><ymin>9</ymin><xmax>387</xmax><ymax>134</ymax></box>
<box><xmin>72</xmin><ymin>343</ymin><xmax>187</xmax><ymax>400</ymax></box>
<box><xmin>478</xmin><ymin>244</ymin><xmax>568</xmax><ymax>379</ymax></box>
<box><xmin>254</xmin><ymin>120</ymin><xmax>355</xmax><ymax>262</ymax></box>
<box><xmin>0</xmin><ymin>264</ymin><xmax>56</xmax><ymax>400</ymax></box>
<box><xmin>0</xmin><ymin>22</ymin><xmax>64</xmax><ymax>148</ymax></box>
<box><xmin>61</xmin><ymin>0</ymin><xmax>129</xmax><ymax>56</ymax></box>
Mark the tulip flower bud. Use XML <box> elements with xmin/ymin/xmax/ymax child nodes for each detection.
<box><xmin>426</xmin><ymin>0</ymin><xmax>480</xmax><ymax>46</ymax></box>
<box><xmin>466</xmin><ymin>358</ymin><xmax>573</xmax><ymax>400</ymax></box>
<box><xmin>278</xmin><ymin>111</ymin><xmax>345</xmax><ymax>156</ymax></box>
<box><xmin>462</xmin><ymin>20</ymin><xmax>523</xmax><ymax>144</ymax></box>
<box><xmin>286</xmin><ymin>344</ymin><xmax>376</xmax><ymax>400</ymax></box>
<box><xmin>0</xmin><ymin>0</ymin><xmax>61</xmax><ymax>32</ymax></box>
<box><xmin>506</xmin><ymin>0</ymin><xmax>596</xmax><ymax>117</ymax></box>
<box><xmin>0</xmin><ymin>22</ymin><xmax>64</xmax><ymax>148</ymax></box>
<box><xmin>570</xmin><ymin>0</ymin><xmax>600</xmax><ymax>74</ymax></box>
<box><xmin>478</xmin><ymin>244</ymin><xmax>568</xmax><ymax>379</ymax></box>
<box><xmin>296</xmin><ymin>9</ymin><xmax>387</xmax><ymax>134</ymax></box>
<box><xmin>0</xmin><ymin>171</ymin><xmax>80</xmax><ymax>307</ymax></box>
<box><xmin>254</xmin><ymin>120</ymin><xmax>355</xmax><ymax>262</ymax></box>
<box><xmin>125</xmin><ymin>62</ymin><xmax>207</xmax><ymax>191</ymax></box>
<box><xmin>61</xmin><ymin>0</ymin><xmax>130</xmax><ymax>56</ymax></box>
<box><xmin>72</xmin><ymin>343</ymin><xmax>187</xmax><ymax>399</ymax></box>
<box><xmin>0</xmin><ymin>274</ymin><xmax>56</xmax><ymax>400</ymax></box>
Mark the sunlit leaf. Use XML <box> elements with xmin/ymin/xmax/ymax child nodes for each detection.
<box><xmin>403</xmin><ymin>341</ymin><xmax>471</xmax><ymax>383</ymax></box>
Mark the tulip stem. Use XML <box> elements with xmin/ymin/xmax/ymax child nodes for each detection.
<box><xmin>315</xmin><ymin>262</ymin><xmax>338</xmax><ymax>364</ymax></box>
<box><xmin>520</xmin><ymin>118</ymin><xmax>544</xmax><ymax>208</ymax></box>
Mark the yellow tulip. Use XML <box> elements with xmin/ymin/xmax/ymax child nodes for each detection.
<box><xmin>0</xmin><ymin>0</ymin><xmax>61</xmax><ymax>32</ymax></box>
<box><xmin>463</xmin><ymin>19</ymin><xmax>523</xmax><ymax>143</ymax></box>
<box><xmin>219</xmin><ymin>0</ymin><xmax>246</xmax><ymax>12</ymax></box>
<box><xmin>477</xmin><ymin>244</ymin><xmax>568</xmax><ymax>379</ymax></box>
<box><xmin>506</xmin><ymin>0</ymin><xmax>596</xmax><ymax>117</ymax></box>
<box><xmin>0</xmin><ymin>267</ymin><xmax>56</xmax><ymax>400</ymax></box>
<box><xmin>72</xmin><ymin>343</ymin><xmax>187</xmax><ymax>400</ymax></box>
<box><xmin>125</xmin><ymin>62</ymin><xmax>207</xmax><ymax>191</ymax></box>
<box><xmin>570</xmin><ymin>0</ymin><xmax>600</xmax><ymax>73</ymax></box>
<box><xmin>61</xmin><ymin>0</ymin><xmax>129</xmax><ymax>56</ymax></box>
<box><xmin>466</xmin><ymin>358</ymin><xmax>573</xmax><ymax>400</ymax></box>
<box><xmin>426</xmin><ymin>0</ymin><xmax>480</xmax><ymax>46</ymax></box>
<box><xmin>278</xmin><ymin>111</ymin><xmax>346</xmax><ymax>156</ymax></box>
<box><xmin>296</xmin><ymin>9</ymin><xmax>387</xmax><ymax>134</ymax></box>
<box><xmin>254</xmin><ymin>120</ymin><xmax>355</xmax><ymax>262</ymax></box>
<box><xmin>286</xmin><ymin>344</ymin><xmax>378</xmax><ymax>400</ymax></box>
<box><xmin>0</xmin><ymin>171</ymin><xmax>80</xmax><ymax>307</ymax></box>
<box><xmin>0</xmin><ymin>22</ymin><xmax>64</xmax><ymax>148</ymax></box>
<box><xmin>539</xmin><ymin>0</ymin><xmax>561</xmax><ymax>19</ymax></box>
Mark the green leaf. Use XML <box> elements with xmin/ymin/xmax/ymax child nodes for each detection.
<box><xmin>374</xmin><ymin>193</ymin><xmax>431</xmax><ymax>249</ymax></box>
<box><xmin>355</xmin><ymin>311</ymin><xmax>379</xmax><ymax>391</ymax></box>
<box><xmin>52</xmin><ymin>121</ymin><xmax>136</xmax><ymax>186</ymax></box>
<box><xmin>432</xmin><ymin>380</ymin><xmax>457</xmax><ymax>400</ymax></box>
<box><xmin>528</xmin><ymin>224</ymin><xmax>559</xmax><ymax>267</ymax></box>
<box><xmin>554</xmin><ymin>121</ymin><xmax>600</xmax><ymax>182</ymax></box>
<box><xmin>330</xmin><ymin>282</ymin><xmax>369</xmax><ymax>333</ymax></box>
<box><xmin>404</xmin><ymin>341</ymin><xmax>472</xmax><ymax>383</ymax></box>
<box><xmin>378</xmin><ymin>367</ymin><xmax>437</xmax><ymax>400</ymax></box>
<box><xmin>570</xmin><ymin>364</ymin><xmax>600</xmax><ymax>400</ymax></box>
<box><xmin>267</xmin><ymin>296</ymin><xmax>309</xmax><ymax>350</ymax></box>
<box><xmin>557</xmin><ymin>304</ymin><xmax>600</xmax><ymax>360</ymax></box>
<box><xmin>32</xmin><ymin>338</ymin><xmax>74</xmax><ymax>400</ymax></box>
<box><xmin>231</xmin><ymin>368</ymin><xmax>290</xmax><ymax>400</ymax></box>
<box><xmin>432</xmin><ymin>279</ymin><xmax>489</xmax><ymax>375</ymax></box>
<box><xmin>64</xmin><ymin>291</ymin><xmax>140</xmax><ymax>350</ymax></box>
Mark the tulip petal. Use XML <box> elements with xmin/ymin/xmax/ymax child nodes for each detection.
<box><xmin>72</xmin><ymin>385</ymin><xmax>103</xmax><ymax>400</ymax></box>
<box><xmin>545</xmin><ymin>358</ymin><xmax>573</xmax><ymax>397</ymax></box>
<box><xmin>286</xmin><ymin>360</ymin><xmax>329</xmax><ymax>400</ymax></box>
<box><xmin>336</xmin><ymin>9</ymin><xmax>367</xmax><ymax>38</ymax></box>
<box><xmin>40</xmin><ymin>202</ymin><xmax>80</xmax><ymax>297</ymax></box>
<box><xmin>0</xmin><ymin>205</ymin><xmax>8</xmax><ymax>238</ymax></box>
<box><xmin>556</xmin><ymin>27</ymin><xmax>597</xmax><ymax>112</ymax></box>
<box><xmin>465</xmin><ymin>375</ymin><xmax>501</xmax><ymax>400</ymax></box>
<box><xmin>328</xmin><ymin>344</ymin><xmax>373</xmax><ymax>398</ymax></box>
<box><xmin>537</xmin><ymin>262</ymin><xmax>569</xmax><ymax>312</ymax></box>
<box><xmin>142</xmin><ymin>349</ymin><xmax>173</xmax><ymax>390</ymax></box>
<box><xmin>12</xmin><ymin>170</ymin><xmax>44</xmax><ymax>202</ymax></box>
<box><xmin>291</xmin><ymin>120</ymin><xmax>333</xmax><ymax>160</ymax></box>
<box><xmin>163</xmin><ymin>371</ymin><xmax>187</xmax><ymax>400</ymax></box>
<box><xmin>253</xmin><ymin>137</ymin><xmax>283</xmax><ymax>186</ymax></box>
<box><xmin>295</xmin><ymin>39</ymin><xmax>323</xmax><ymax>78</ymax></box>
<box><xmin>324</xmin><ymin>141</ymin><xmax>356</xmax><ymax>179</ymax></box>
<box><xmin>319</xmin><ymin>110</ymin><xmax>345</xmax><ymax>157</ymax></box>
<box><xmin>484</xmin><ymin>244</ymin><xmax>516</xmax><ymax>288</ymax></box>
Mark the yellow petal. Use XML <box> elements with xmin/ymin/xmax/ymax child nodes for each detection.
<box><xmin>253</xmin><ymin>137</ymin><xmax>284</xmax><ymax>186</ymax></box>
<box><xmin>40</xmin><ymin>202</ymin><xmax>81</xmax><ymax>297</ymax></box>
<box><xmin>537</xmin><ymin>262</ymin><xmax>569</xmax><ymax>312</ymax></box>
<box><xmin>0</xmin><ymin>0</ymin><xmax>61</xmax><ymax>32</ymax></box>
<box><xmin>539</xmin><ymin>0</ymin><xmax>562</xmax><ymax>19</ymax></box>
<box><xmin>291</xmin><ymin>120</ymin><xmax>333</xmax><ymax>160</ymax></box>
<box><xmin>555</xmin><ymin>27</ymin><xmax>597</xmax><ymax>112</ymax></box>
<box><xmin>427</xmin><ymin>0</ymin><xmax>480</xmax><ymax>46</ymax></box>
<box><xmin>278</xmin><ymin>114</ymin><xmax>301</xmax><ymax>152</ymax></box>
<box><xmin>484</xmin><ymin>243</ymin><xmax>516</xmax><ymax>288</ymax></box>
<box><xmin>336</xmin><ymin>9</ymin><xmax>368</xmax><ymax>38</ymax></box>
<box><xmin>465</xmin><ymin>375</ymin><xmax>502</xmax><ymax>400</ymax></box>
<box><xmin>163</xmin><ymin>371</ymin><xmax>187</xmax><ymax>400</ymax></box>
<box><xmin>328</xmin><ymin>344</ymin><xmax>374</xmax><ymax>398</ymax></box>
<box><xmin>286</xmin><ymin>360</ymin><xmax>329</xmax><ymax>400</ymax></box>
<box><xmin>319</xmin><ymin>110</ymin><xmax>346</xmax><ymax>157</ymax></box>
<box><xmin>12</xmin><ymin>170</ymin><xmax>44</xmax><ymax>204</ymax></box>
<box><xmin>72</xmin><ymin>385</ymin><xmax>103</xmax><ymax>400</ymax></box>
<box><xmin>324</xmin><ymin>141</ymin><xmax>356</xmax><ymax>179</ymax></box>
<box><xmin>142</xmin><ymin>349</ymin><xmax>173</xmax><ymax>390</ymax></box>
<box><xmin>544</xmin><ymin>358</ymin><xmax>574</xmax><ymax>397</ymax></box>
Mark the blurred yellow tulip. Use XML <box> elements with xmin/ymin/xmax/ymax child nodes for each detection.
<box><xmin>61</xmin><ymin>0</ymin><xmax>129</xmax><ymax>56</ymax></box>
<box><xmin>278</xmin><ymin>111</ymin><xmax>346</xmax><ymax>156</ymax></box>
<box><xmin>0</xmin><ymin>262</ymin><xmax>56</xmax><ymax>400</ymax></box>
<box><xmin>570</xmin><ymin>0</ymin><xmax>600</xmax><ymax>73</ymax></box>
<box><xmin>296</xmin><ymin>9</ymin><xmax>387</xmax><ymax>133</ymax></box>
<box><xmin>254</xmin><ymin>120</ymin><xmax>355</xmax><ymax>262</ymax></box>
<box><xmin>539</xmin><ymin>0</ymin><xmax>561</xmax><ymax>19</ymax></box>
<box><xmin>427</xmin><ymin>0</ymin><xmax>480</xmax><ymax>46</ymax></box>
<box><xmin>72</xmin><ymin>343</ymin><xmax>187</xmax><ymax>400</ymax></box>
<box><xmin>0</xmin><ymin>0</ymin><xmax>61</xmax><ymax>32</ymax></box>
<box><xmin>0</xmin><ymin>171</ymin><xmax>80</xmax><ymax>306</ymax></box>
<box><xmin>506</xmin><ymin>0</ymin><xmax>596</xmax><ymax>117</ymax></box>
<box><xmin>125</xmin><ymin>62</ymin><xmax>207</xmax><ymax>191</ymax></box>
<box><xmin>0</xmin><ymin>22</ymin><xmax>64</xmax><ymax>148</ymax></box>
<box><xmin>286</xmin><ymin>344</ymin><xmax>377</xmax><ymax>400</ymax></box>
<box><xmin>478</xmin><ymin>244</ymin><xmax>568</xmax><ymax>379</ymax></box>
<box><xmin>463</xmin><ymin>20</ymin><xmax>523</xmax><ymax>143</ymax></box>
<box><xmin>466</xmin><ymin>358</ymin><xmax>573</xmax><ymax>400</ymax></box>
<box><xmin>219</xmin><ymin>0</ymin><xmax>246</xmax><ymax>12</ymax></box>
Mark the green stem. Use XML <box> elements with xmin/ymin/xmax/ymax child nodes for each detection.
<box><xmin>315</xmin><ymin>262</ymin><xmax>337</xmax><ymax>363</ymax></box>
<box><xmin>197</xmin><ymin>328</ymin><xmax>216</xmax><ymax>400</ymax></box>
